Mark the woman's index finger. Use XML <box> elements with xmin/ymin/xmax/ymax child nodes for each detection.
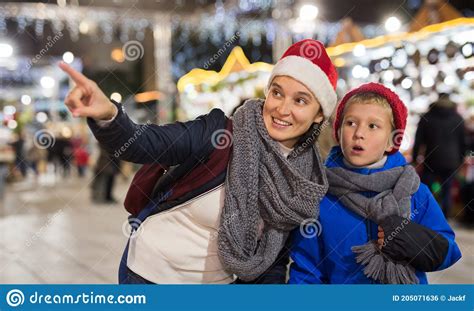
<box><xmin>59</xmin><ymin>62</ymin><xmax>90</xmax><ymax>86</ymax></box>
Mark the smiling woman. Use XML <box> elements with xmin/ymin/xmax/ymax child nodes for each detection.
<box><xmin>263</xmin><ymin>76</ymin><xmax>324</xmax><ymax>148</ymax></box>
<box><xmin>59</xmin><ymin>39</ymin><xmax>338</xmax><ymax>284</ymax></box>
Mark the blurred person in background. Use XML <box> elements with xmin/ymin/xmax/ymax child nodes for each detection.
<box><xmin>467</xmin><ymin>108</ymin><xmax>474</xmax><ymax>152</ymax></box>
<box><xmin>11</xmin><ymin>131</ymin><xmax>27</xmax><ymax>178</ymax></box>
<box><xmin>49</xmin><ymin>135</ymin><xmax>73</xmax><ymax>178</ymax></box>
<box><xmin>412</xmin><ymin>93</ymin><xmax>467</xmax><ymax>218</ymax></box>
<box><xmin>461</xmin><ymin>108</ymin><xmax>474</xmax><ymax>225</ymax></box>
<box><xmin>26</xmin><ymin>143</ymin><xmax>42</xmax><ymax>177</ymax></box>
<box><xmin>0</xmin><ymin>127</ymin><xmax>15</xmax><ymax>201</ymax></box>
<box><xmin>73</xmin><ymin>143</ymin><xmax>90</xmax><ymax>178</ymax></box>
<box><xmin>47</xmin><ymin>133</ymin><xmax>61</xmax><ymax>177</ymax></box>
<box><xmin>59</xmin><ymin>136</ymin><xmax>74</xmax><ymax>178</ymax></box>
<box><xmin>91</xmin><ymin>146</ymin><xmax>121</xmax><ymax>204</ymax></box>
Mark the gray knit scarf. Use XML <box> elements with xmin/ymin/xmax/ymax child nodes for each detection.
<box><xmin>218</xmin><ymin>99</ymin><xmax>328</xmax><ymax>281</ymax></box>
<box><xmin>326</xmin><ymin>163</ymin><xmax>421</xmax><ymax>284</ymax></box>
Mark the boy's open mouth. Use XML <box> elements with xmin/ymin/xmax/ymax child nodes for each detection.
<box><xmin>352</xmin><ymin>145</ymin><xmax>364</xmax><ymax>152</ymax></box>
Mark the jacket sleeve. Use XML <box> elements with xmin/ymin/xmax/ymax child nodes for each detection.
<box><xmin>415</xmin><ymin>183</ymin><xmax>462</xmax><ymax>270</ymax></box>
<box><xmin>381</xmin><ymin>183</ymin><xmax>462</xmax><ymax>272</ymax></box>
<box><xmin>288</xmin><ymin>228</ymin><xmax>326</xmax><ymax>284</ymax></box>
<box><xmin>87</xmin><ymin>101</ymin><xmax>226</xmax><ymax>166</ymax></box>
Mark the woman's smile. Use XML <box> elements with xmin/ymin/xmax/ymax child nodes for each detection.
<box><xmin>271</xmin><ymin>117</ymin><xmax>293</xmax><ymax>128</ymax></box>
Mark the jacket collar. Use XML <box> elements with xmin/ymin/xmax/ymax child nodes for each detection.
<box><xmin>325</xmin><ymin>146</ymin><xmax>407</xmax><ymax>175</ymax></box>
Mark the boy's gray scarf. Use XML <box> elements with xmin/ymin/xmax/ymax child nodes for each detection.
<box><xmin>218</xmin><ymin>99</ymin><xmax>328</xmax><ymax>281</ymax></box>
<box><xmin>326</xmin><ymin>164</ymin><xmax>420</xmax><ymax>284</ymax></box>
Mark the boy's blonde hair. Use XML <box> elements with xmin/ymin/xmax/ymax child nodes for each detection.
<box><xmin>343</xmin><ymin>92</ymin><xmax>395</xmax><ymax>130</ymax></box>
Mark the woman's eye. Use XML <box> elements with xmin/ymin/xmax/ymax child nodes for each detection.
<box><xmin>296</xmin><ymin>98</ymin><xmax>306</xmax><ymax>105</ymax></box>
<box><xmin>346</xmin><ymin>120</ymin><xmax>355</xmax><ymax>126</ymax></box>
<box><xmin>272</xmin><ymin>90</ymin><xmax>281</xmax><ymax>97</ymax></box>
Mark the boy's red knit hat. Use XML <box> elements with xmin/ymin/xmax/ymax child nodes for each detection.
<box><xmin>333</xmin><ymin>82</ymin><xmax>408</xmax><ymax>154</ymax></box>
<box><xmin>265</xmin><ymin>39</ymin><xmax>338</xmax><ymax>119</ymax></box>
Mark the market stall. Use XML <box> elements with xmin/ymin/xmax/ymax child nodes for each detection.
<box><xmin>177</xmin><ymin>46</ymin><xmax>272</xmax><ymax>119</ymax></box>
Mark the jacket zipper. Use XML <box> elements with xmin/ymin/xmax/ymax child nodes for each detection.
<box><xmin>365</xmin><ymin>218</ymin><xmax>371</xmax><ymax>240</ymax></box>
<box><xmin>152</xmin><ymin>184</ymin><xmax>224</xmax><ymax>216</ymax></box>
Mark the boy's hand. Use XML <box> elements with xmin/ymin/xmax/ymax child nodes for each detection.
<box><xmin>59</xmin><ymin>62</ymin><xmax>117</xmax><ymax>121</ymax></box>
<box><xmin>377</xmin><ymin>226</ymin><xmax>384</xmax><ymax>249</ymax></box>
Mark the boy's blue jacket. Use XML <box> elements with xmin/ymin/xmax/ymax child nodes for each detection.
<box><xmin>289</xmin><ymin>146</ymin><xmax>462</xmax><ymax>284</ymax></box>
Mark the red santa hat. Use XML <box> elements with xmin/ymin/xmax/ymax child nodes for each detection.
<box><xmin>265</xmin><ymin>39</ymin><xmax>338</xmax><ymax>119</ymax></box>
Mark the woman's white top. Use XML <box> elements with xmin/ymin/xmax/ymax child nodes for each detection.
<box><xmin>127</xmin><ymin>143</ymin><xmax>294</xmax><ymax>284</ymax></box>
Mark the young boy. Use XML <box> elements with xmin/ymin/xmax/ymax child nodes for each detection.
<box><xmin>289</xmin><ymin>83</ymin><xmax>462</xmax><ymax>284</ymax></box>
